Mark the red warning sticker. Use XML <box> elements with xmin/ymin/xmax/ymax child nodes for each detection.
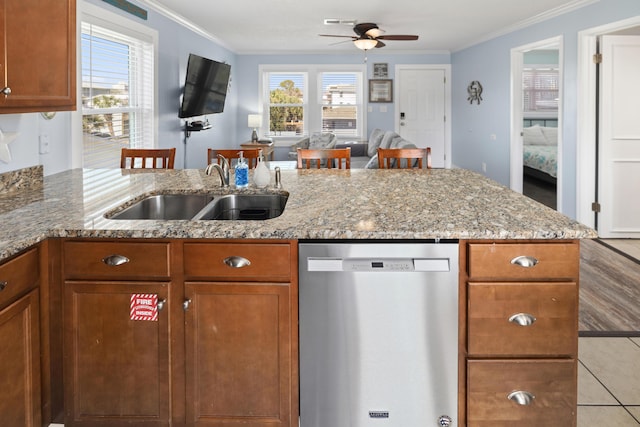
<box><xmin>130</xmin><ymin>294</ymin><xmax>158</xmax><ymax>321</ymax></box>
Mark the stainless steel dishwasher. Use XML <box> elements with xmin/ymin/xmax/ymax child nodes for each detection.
<box><xmin>299</xmin><ymin>241</ymin><xmax>459</xmax><ymax>427</ymax></box>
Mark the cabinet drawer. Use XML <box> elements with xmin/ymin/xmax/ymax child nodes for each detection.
<box><xmin>184</xmin><ymin>243</ymin><xmax>291</xmax><ymax>281</ymax></box>
<box><xmin>0</xmin><ymin>248</ymin><xmax>39</xmax><ymax>308</ymax></box>
<box><xmin>467</xmin><ymin>359</ymin><xmax>576</xmax><ymax>427</ymax></box>
<box><xmin>467</xmin><ymin>242</ymin><xmax>579</xmax><ymax>280</ymax></box>
<box><xmin>468</xmin><ymin>282</ymin><xmax>577</xmax><ymax>356</ymax></box>
<box><xmin>64</xmin><ymin>241</ymin><xmax>170</xmax><ymax>280</ymax></box>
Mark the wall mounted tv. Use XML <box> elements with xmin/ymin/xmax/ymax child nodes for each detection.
<box><xmin>178</xmin><ymin>53</ymin><xmax>231</xmax><ymax>118</ymax></box>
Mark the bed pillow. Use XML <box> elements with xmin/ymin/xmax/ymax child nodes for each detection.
<box><xmin>523</xmin><ymin>125</ymin><xmax>547</xmax><ymax>145</ymax></box>
<box><xmin>541</xmin><ymin>126</ymin><xmax>558</xmax><ymax>145</ymax></box>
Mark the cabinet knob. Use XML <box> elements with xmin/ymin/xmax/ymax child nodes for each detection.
<box><xmin>1</xmin><ymin>87</ymin><xmax>11</xmax><ymax>96</ymax></box>
<box><xmin>102</xmin><ymin>254</ymin><xmax>130</xmax><ymax>266</ymax></box>
<box><xmin>0</xmin><ymin>281</ymin><xmax>6</xmax><ymax>291</ymax></box>
<box><xmin>510</xmin><ymin>255</ymin><xmax>538</xmax><ymax>268</ymax></box>
<box><xmin>157</xmin><ymin>299</ymin><xmax>167</xmax><ymax>312</ymax></box>
<box><xmin>507</xmin><ymin>390</ymin><xmax>535</xmax><ymax>406</ymax></box>
<box><xmin>508</xmin><ymin>312</ymin><xmax>537</xmax><ymax>326</ymax></box>
<box><xmin>183</xmin><ymin>299</ymin><xmax>191</xmax><ymax>311</ymax></box>
<box><xmin>223</xmin><ymin>256</ymin><xmax>251</xmax><ymax>268</ymax></box>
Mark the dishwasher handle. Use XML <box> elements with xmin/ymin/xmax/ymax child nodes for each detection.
<box><xmin>307</xmin><ymin>257</ymin><xmax>450</xmax><ymax>272</ymax></box>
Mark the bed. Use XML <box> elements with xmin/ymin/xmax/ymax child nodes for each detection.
<box><xmin>523</xmin><ymin>119</ymin><xmax>557</xmax><ymax>185</ymax></box>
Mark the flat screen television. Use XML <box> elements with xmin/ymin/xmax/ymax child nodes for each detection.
<box><xmin>179</xmin><ymin>53</ymin><xmax>231</xmax><ymax>118</ymax></box>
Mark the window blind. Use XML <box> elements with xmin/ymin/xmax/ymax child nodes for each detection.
<box><xmin>81</xmin><ymin>21</ymin><xmax>154</xmax><ymax>168</ymax></box>
<box><xmin>523</xmin><ymin>66</ymin><xmax>559</xmax><ymax>113</ymax></box>
<box><xmin>267</xmin><ymin>72</ymin><xmax>307</xmax><ymax>137</ymax></box>
<box><xmin>320</xmin><ymin>72</ymin><xmax>360</xmax><ymax>137</ymax></box>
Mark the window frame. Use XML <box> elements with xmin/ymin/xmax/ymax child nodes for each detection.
<box><xmin>72</xmin><ymin>2</ymin><xmax>158</xmax><ymax>169</ymax></box>
<box><xmin>259</xmin><ymin>64</ymin><xmax>366</xmax><ymax>144</ymax></box>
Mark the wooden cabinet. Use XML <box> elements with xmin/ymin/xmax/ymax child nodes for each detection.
<box><xmin>0</xmin><ymin>0</ymin><xmax>76</xmax><ymax>113</ymax></box>
<box><xmin>61</xmin><ymin>239</ymin><xmax>299</xmax><ymax>427</ymax></box>
<box><xmin>182</xmin><ymin>242</ymin><xmax>297</xmax><ymax>427</ymax></box>
<box><xmin>62</xmin><ymin>241</ymin><xmax>171</xmax><ymax>427</ymax></box>
<box><xmin>0</xmin><ymin>248</ymin><xmax>41</xmax><ymax>427</ymax></box>
<box><xmin>462</xmin><ymin>240</ymin><xmax>580</xmax><ymax>427</ymax></box>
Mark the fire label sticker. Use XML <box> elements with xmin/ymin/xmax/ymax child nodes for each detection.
<box><xmin>130</xmin><ymin>294</ymin><xmax>158</xmax><ymax>321</ymax></box>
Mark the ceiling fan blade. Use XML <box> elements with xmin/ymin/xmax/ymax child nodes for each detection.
<box><xmin>319</xmin><ymin>34</ymin><xmax>356</xmax><ymax>38</ymax></box>
<box><xmin>375</xmin><ymin>40</ymin><xmax>386</xmax><ymax>48</ymax></box>
<box><xmin>329</xmin><ymin>39</ymin><xmax>353</xmax><ymax>46</ymax></box>
<box><xmin>377</xmin><ymin>35</ymin><xmax>419</xmax><ymax>41</ymax></box>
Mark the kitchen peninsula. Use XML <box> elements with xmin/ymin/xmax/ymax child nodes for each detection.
<box><xmin>0</xmin><ymin>166</ymin><xmax>595</xmax><ymax>427</ymax></box>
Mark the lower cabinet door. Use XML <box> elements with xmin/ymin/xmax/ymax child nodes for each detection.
<box><xmin>184</xmin><ymin>282</ymin><xmax>292</xmax><ymax>427</ymax></box>
<box><xmin>63</xmin><ymin>281</ymin><xmax>171</xmax><ymax>427</ymax></box>
<box><xmin>467</xmin><ymin>359</ymin><xmax>576</xmax><ymax>427</ymax></box>
<box><xmin>0</xmin><ymin>290</ymin><xmax>41</xmax><ymax>427</ymax></box>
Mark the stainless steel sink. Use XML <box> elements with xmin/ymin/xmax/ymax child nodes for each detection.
<box><xmin>107</xmin><ymin>193</ymin><xmax>287</xmax><ymax>221</ymax></box>
<box><xmin>193</xmin><ymin>194</ymin><xmax>288</xmax><ymax>220</ymax></box>
<box><xmin>108</xmin><ymin>194</ymin><xmax>215</xmax><ymax>220</ymax></box>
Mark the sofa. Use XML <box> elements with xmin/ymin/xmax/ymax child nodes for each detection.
<box><xmin>288</xmin><ymin>132</ymin><xmax>338</xmax><ymax>159</ymax></box>
<box><xmin>341</xmin><ymin>129</ymin><xmax>418</xmax><ymax>168</ymax></box>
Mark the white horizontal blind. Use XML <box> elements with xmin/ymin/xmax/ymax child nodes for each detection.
<box><xmin>523</xmin><ymin>66</ymin><xmax>559</xmax><ymax>113</ymax></box>
<box><xmin>320</xmin><ymin>72</ymin><xmax>361</xmax><ymax>137</ymax></box>
<box><xmin>266</xmin><ymin>72</ymin><xmax>307</xmax><ymax>137</ymax></box>
<box><xmin>81</xmin><ymin>21</ymin><xmax>154</xmax><ymax>168</ymax></box>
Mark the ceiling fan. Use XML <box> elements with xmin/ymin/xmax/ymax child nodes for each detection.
<box><xmin>320</xmin><ymin>22</ymin><xmax>419</xmax><ymax>50</ymax></box>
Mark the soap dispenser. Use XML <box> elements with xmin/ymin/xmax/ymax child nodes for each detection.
<box><xmin>253</xmin><ymin>149</ymin><xmax>271</xmax><ymax>188</ymax></box>
<box><xmin>234</xmin><ymin>151</ymin><xmax>249</xmax><ymax>188</ymax></box>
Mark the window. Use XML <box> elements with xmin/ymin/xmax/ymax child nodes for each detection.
<box><xmin>523</xmin><ymin>65</ymin><xmax>559</xmax><ymax>114</ymax></box>
<box><xmin>260</xmin><ymin>65</ymin><xmax>365</xmax><ymax>140</ymax></box>
<box><xmin>81</xmin><ymin>17</ymin><xmax>155</xmax><ymax>168</ymax></box>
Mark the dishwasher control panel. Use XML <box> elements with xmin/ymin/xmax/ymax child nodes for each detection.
<box><xmin>345</xmin><ymin>258</ymin><xmax>414</xmax><ymax>271</ymax></box>
<box><xmin>307</xmin><ymin>257</ymin><xmax>451</xmax><ymax>272</ymax></box>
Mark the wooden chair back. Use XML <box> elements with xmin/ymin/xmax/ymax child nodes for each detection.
<box><xmin>377</xmin><ymin>147</ymin><xmax>432</xmax><ymax>169</ymax></box>
<box><xmin>120</xmin><ymin>148</ymin><xmax>176</xmax><ymax>169</ymax></box>
<box><xmin>297</xmin><ymin>148</ymin><xmax>351</xmax><ymax>169</ymax></box>
<box><xmin>207</xmin><ymin>148</ymin><xmax>261</xmax><ymax>169</ymax></box>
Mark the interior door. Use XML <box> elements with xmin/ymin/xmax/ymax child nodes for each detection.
<box><xmin>597</xmin><ymin>35</ymin><xmax>640</xmax><ymax>238</ymax></box>
<box><xmin>396</xmin><ymin>67</ymin><xmax>448</xmax><ymax>168</ymax></box>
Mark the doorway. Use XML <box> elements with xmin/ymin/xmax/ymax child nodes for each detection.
<box><xmin>510</xmin><ymin>36</ymin><xmax>563</xmax><ymax>212</ymax></box>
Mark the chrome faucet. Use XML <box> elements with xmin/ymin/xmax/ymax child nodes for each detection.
<box><xmin>205</xmin><ymin>154</ymin><xmax>230</xmax><ymax>187</ymax></box>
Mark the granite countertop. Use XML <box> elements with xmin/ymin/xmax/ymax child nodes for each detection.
<box><xmin>0</xmin><ymin>166</ymin><xmax>597</xmax><ymax>261</ymax></box>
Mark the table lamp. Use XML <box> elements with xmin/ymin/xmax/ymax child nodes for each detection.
<box><xmin>248</xmin><ymin>114</ymin><xmax>261</xmax><ymax>143</ymax></box>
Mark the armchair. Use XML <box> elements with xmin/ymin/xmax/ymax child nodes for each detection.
<box><xmin>288</xmin><ymin>132</ymin><xmax>338</xmax><ymax>159</ymax></box>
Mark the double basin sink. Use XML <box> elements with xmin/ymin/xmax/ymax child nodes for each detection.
<box><xmin>106</xmin><ymin>193</ymin><xmax>288</xmax><ymax>221</ymax></box>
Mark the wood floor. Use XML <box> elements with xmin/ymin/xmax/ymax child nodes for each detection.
<box><xmin>579</xmin><ymin>238</ymin><xmax>640</xmax><ymax>335</ymax></box>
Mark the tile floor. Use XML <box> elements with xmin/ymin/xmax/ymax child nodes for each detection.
<box><xmin>578</xmin><ymin>337</ymin><xmax>640</xmax><ymax>426</ymax></box>
<box><xmin>48</xmin><ymin>337</ymin><xmax>640</xmax><ymax>427</ymax></box>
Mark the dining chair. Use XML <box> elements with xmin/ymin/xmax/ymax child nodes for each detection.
<box><xmin>120</xmin><ymin>148</ymin><xmax>176</xmax><ymax>169</ymax></box>
<box><xmin>207</xmin><ymin>148</ymin><xmax>262</xmax><ymax>169</ymax></box>
<box><xmin>297</xmin><ymin>147</ymin><xmax>351</xmax><ymax>169</ymax></box>
<box><xmin>377</xmin><ymin>147</ymin><xmax>432</xmax><ymax>169</ymax></box>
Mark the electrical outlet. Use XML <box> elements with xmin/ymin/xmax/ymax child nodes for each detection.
<box><xmin>482</xmin><ymin>162</ymin><xmax>487</xmax><ymax>173</ymax></box>
<box><xmin>39</xmin><ymin>134</ymin><xmax>50</xmax><ymax>154</ymax></box>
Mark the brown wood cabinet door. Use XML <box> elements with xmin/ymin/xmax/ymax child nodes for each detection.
<box><xmin>0</xmin><ymin>0</ymin><xmax>76</xmax><ymax>112</ymax></box>
<box><xmin>0</xmin><ymin>289</ymin><xmax>41</xmax><ymax>427</ymax></box>
<box><xmin>64</xmin><ymin>281</ymin><xmax>170</xmax><ymax>427</ymax></box>
<box><xmin>184</xmin><ymin>282</ymin><xmax>292</xmax><ymax>427</ymax></box>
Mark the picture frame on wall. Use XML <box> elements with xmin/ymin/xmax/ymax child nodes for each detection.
<box><xmin>373</xmin><ymin>63</ymin><xmax>388</xmax><ymax>78</ymax></box>
<box><xmin>369</xmin><ymin>79</ymin><xmax>393</xmax><ymax>103</ymax></box>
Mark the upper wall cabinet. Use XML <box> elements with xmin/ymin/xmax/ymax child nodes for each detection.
<box><xmin>0</xmin><ymin>0</ymin><xmax>76</xmax><ymax>113</ymax></box>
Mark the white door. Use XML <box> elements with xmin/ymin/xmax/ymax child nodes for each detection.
<box><xmin>396</xmin><ymin>66</ymin><xmax>449</xmax><ymax>168</ymax></box>
<box><xmin>598</xmin><ymin>35</ymin><xmax>640</xmax><ymax>238</ymax></box>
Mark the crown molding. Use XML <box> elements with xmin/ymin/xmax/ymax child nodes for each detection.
<box><xmin>453</xmin><ymin>0</ymin><xmax>600</xmax><ymax>52</ymax></box>
<box><xmin>135</xmin><ymin>0</ymin><xmax>236</xmax><ymax>52</ymax></box>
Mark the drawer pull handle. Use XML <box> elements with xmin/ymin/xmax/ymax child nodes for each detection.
<box><xmin>508</xmin><ymin>313</ymin><xmax>537</xmax><ymax>326</ymax></box>
<box><xmin>223</xmin><ymin>256</ymin><xmax>251</xmax><ymax>268</ymax></box>
<box><xmin>510</xmin><ymin>255</ymin><xmax>538</xmax><ymax>268</ymax></box>
<box><xmin>102</xmin><ymin>254</ymin><xmax>130</xmax><ymax>266</ymax></box>
<box><xmin>508</xmin><ymin>390</ymin><xmax>535</xmax><ymax>406</ymax></box>
<box><xmin>0</xmin><ymin>281</ymin><xmax>6</xmax><ymax>291</ymax></box>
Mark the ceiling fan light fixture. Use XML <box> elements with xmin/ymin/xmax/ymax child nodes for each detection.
<box><xmin>354</xmin><ymin>37</ymin><xmax>378</xmax><ymax>50</ymax></box>
<box><xmin>365</xmin><ymin>28</ymin><xmax>383</xmax><ymax>38</ymax></box>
